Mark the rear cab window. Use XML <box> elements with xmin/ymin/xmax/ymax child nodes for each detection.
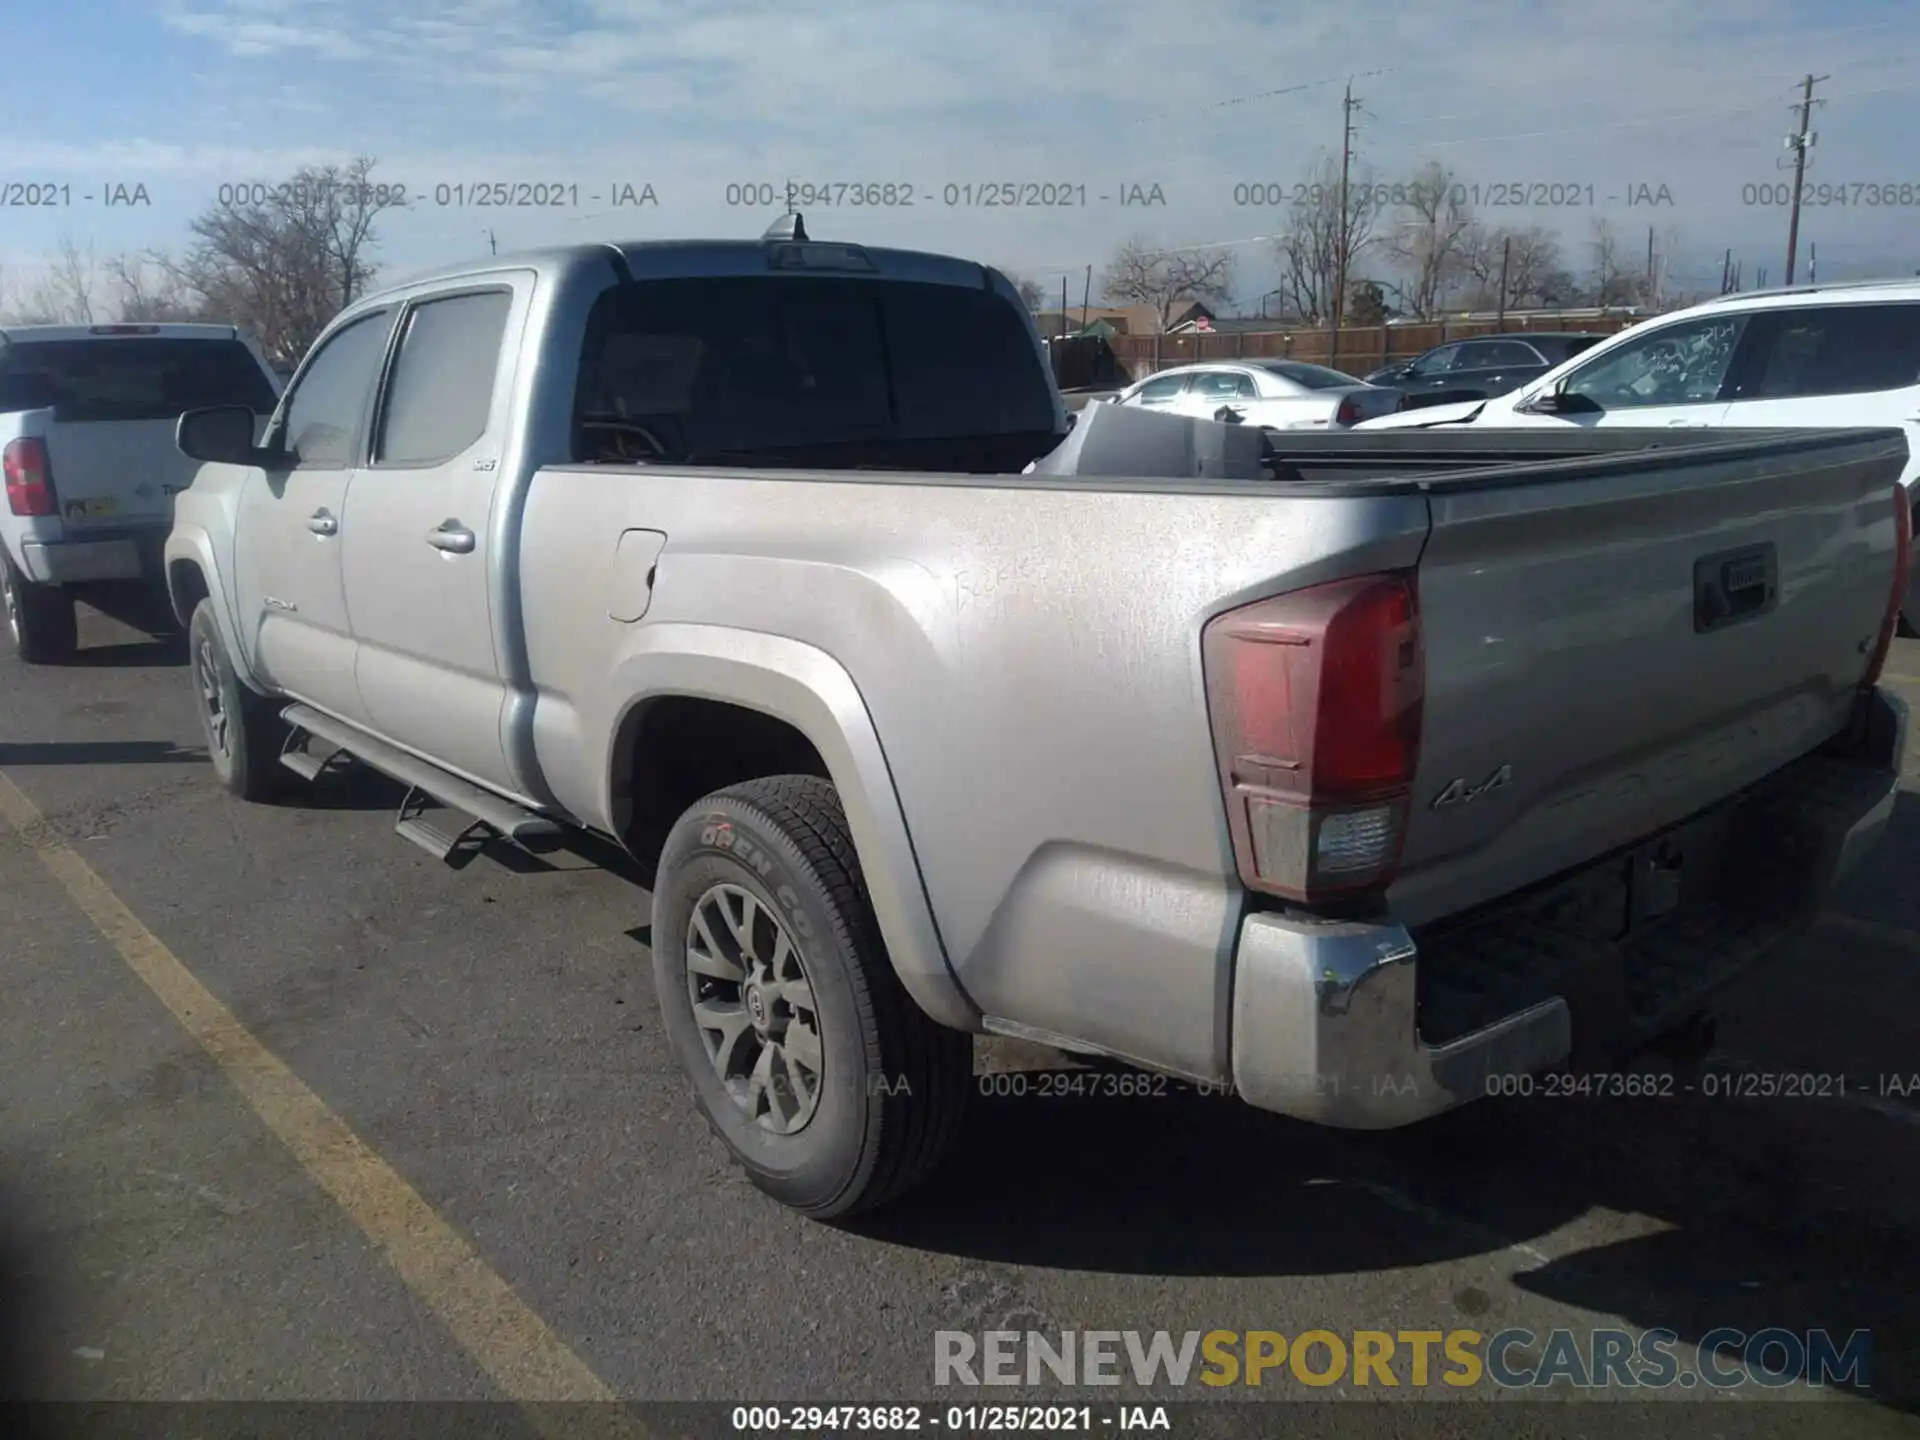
<box><xmin>572</xmin><ymin>275</ymin><xmax>1059</xmax><ymax>471</ymax></box>
<box><xmin>0</xmin><ymin>336</ymin><xmax>278</xmax><ymax>422</ymax></box>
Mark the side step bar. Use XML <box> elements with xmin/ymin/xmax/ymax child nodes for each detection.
<box><xmin>278</xmin><ymin>703</ymin><xmax>567</xmax><ymax>863</ymax></box>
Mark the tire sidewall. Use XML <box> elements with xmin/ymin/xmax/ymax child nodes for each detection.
<box><xmin>653</xmin><ymin>798</ymin><xmax>879</xmax><ymax>1209</ymax></box>
<box><xmin>188</xmin><ymin>599</ymin><xmax>247</xmax><ymax>792</ymax></box>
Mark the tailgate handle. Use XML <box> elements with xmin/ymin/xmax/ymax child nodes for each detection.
<box><xmin>1693</xmin><ymin>543</ymin><xmax>1778</xmax><ymax>633</ymax></box>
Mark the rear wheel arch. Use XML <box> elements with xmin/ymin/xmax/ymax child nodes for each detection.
<box><xmin>601</xmin><ymin>632</ymin><xmax>980</xmax><ymax>1032</ymax></box>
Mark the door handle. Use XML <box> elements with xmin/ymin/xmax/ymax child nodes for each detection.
<box><xmin>428</xmin><ymin>520</ymin><xmax>476</xmax><ymax>554</ymax></box>
<box><xmin>307</xmin><ymin>509</ymin><xmax>338</xmax><ymax>536</ymax></box>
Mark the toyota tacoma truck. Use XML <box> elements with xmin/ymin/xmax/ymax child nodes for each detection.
<box><xmin>164</xmin><ymin>221</ymin><xmax>1912</xmax><ymax>1219</ymax></box>
<box><xmin>2</xmin><ymin>323</ymin><xmax>281</xmax><ymax>662</ymax></box>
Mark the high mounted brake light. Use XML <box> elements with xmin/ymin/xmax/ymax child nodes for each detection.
<box><xmin>1861</xmin><ymin>485</ymin><xmax>1912</xmax><ymax>691</ymax></box>
<box><xmin>88</xmin><ymin>324</ymin><xmax>160</xmax><ymax>335</ymax></box>
<box><xmin>3</xmin><ymin>436</ymin><xmax>56</xmax><ymax>516</ymax></box>
<box><xmin>1202</xmin><ymin>571</ymin><xmax>1425</xmax><ymax>904</ymax></box>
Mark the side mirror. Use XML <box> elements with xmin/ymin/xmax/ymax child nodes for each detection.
<box><xmin>1214</xmin><ymin>404</ymin><xmax>1245</xmax><ymax>424</ymax></box>
<box><xmin>1520</xmin><ymin>382</ymin><xmax>1593</xmax><ymax>416</ymax></box>
<box><xmin>177</xmin><ymin>405</ymin><xmax>276</xmax><ymax>465</ymax></box>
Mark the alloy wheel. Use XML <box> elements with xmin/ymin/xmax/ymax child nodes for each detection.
<box><xmin>685</xmin><ymin>882</ymin><xmax>825</xmax><ymax>1133</ymax></box>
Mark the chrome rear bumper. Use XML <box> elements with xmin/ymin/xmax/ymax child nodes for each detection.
<box><xmin>1229</xmin><ymin>688</ymin><xmax>1908</xmax><ymax>1129</ymax></box>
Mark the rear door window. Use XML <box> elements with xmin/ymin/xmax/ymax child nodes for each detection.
<box><xmin>374</xmin><ymin>290</ymin><xmax>513</xmax><ymax>466</ymax></box>
<box><xmin>1739</xmin><ymin>303</ymin><xmax>1920</xmax><ymax>398</ymax></box>
<box><xmin>1190</xmin><ymin>371</ymin><xmax>1256</xmax><ymax>401</ymax></box>
<box><xmin>0</xmin><ymin>337</ymin><xmax>278</xmax><ymax>422</ymax></box>
<box><xmin>1132</xmin><ymin>373</ymin><xmax>1191</xmax><ymax>404</ymax></box>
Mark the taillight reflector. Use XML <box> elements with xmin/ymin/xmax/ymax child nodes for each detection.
<box><xmin>1203</xmin><ymin>572</ymin><xmax>1425</xmax><ymax>904</ymax></box>
<box><xmin>1861</xmin><ymin>486</ymin><xmax>1912</xmax><ymax>691</ymax></box>
<box><xmin>3</xmin><ymin>436</ymin><xmax>56</xmax><ymax>517</ymax></box>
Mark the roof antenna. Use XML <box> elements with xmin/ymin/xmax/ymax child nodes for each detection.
<box><xmin>762</xmin><ymin>212</ymin><xmax>807</xmax><ymax>242</ymax></box>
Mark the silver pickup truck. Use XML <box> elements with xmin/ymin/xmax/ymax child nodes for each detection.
<box><xmin>165</xmin><ymin>224</ymin><xmax>1913</xmax><ymax>1219</ymax></box>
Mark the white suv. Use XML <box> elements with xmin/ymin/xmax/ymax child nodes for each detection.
<box><xmin>1356</xmin><ymin>280</ymin><xmax>1920</xmax><ymax>631</ymax></box>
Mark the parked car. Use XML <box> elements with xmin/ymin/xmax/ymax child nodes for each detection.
<box><xmin>1105</xmin><ymin>359</ymin><xmax>1402</xmax><ymax>429</ymax></box>
<box><xmin>1</xmin><ymin>322</ymin><xmax>281</xmax><ymax>662</ymax></box>
<box><xmin>167</xmin><ymin>223</ymin><xmax>1910</xmax><ymax>1222</ymax></box>
<box><xmin>1355</xmin><ymin>280</ymin><xmax>1920</xmax><ymax>632</ymax></box>
<box><xmin>1362</xmin><ymin>332</ymin><xmax>1607</xmax><ymax>406</ymax></box>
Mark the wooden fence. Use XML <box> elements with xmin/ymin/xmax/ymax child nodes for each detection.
<box><xmin>1110</xmin><ymin>313</ymin><xmax>1643</xmax><ymax>378</ymax></box>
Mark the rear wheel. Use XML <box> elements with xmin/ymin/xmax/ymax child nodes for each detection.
<box><xmin>188</xmin><ymin>597</ymin><xmax>288</xmax><ymax>801</ymax></box>
<box><xmin>2</xmin><ymin>556</ymin><xmax>77</xmax><ymax>665</ymax></box>
<box><xmin>651</xmin><ymin>775</ymin><xmax>971</xmax><ymax>1218</ymax></box>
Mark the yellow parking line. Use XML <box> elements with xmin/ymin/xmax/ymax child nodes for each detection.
<box><xmin>0</xmin><ymin>772</ymin><xmax>644</xmax><ymax>1433</ymax></box>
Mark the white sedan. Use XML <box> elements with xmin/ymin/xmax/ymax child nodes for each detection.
<box><xmin>1104</xmin><ymin>360</ymin><xmax>1403</xmax><ymax>430</ymax></box>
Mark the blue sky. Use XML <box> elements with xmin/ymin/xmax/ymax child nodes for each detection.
<box><xmin>4</xmin><ymin>0</ymin><xmax>1919</xmax><ymax>307</ymax></box>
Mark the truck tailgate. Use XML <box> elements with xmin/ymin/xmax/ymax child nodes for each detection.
<box><xmin>44</xmin><ymin>418</ymin><xmax>201</xmax><ymax>528</ymax></box>
<box><xmin>1389</xmin><ymin>428</ymin><xmax>1907</xmax><ymax>928</ymax></box>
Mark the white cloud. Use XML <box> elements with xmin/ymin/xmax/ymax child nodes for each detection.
<box><xmin>21</xmin><ymin>0</ymin><xmax>1920</xmax><ymax>292</ymax></box>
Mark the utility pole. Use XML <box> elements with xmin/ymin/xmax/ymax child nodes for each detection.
<box><xmin>1081</xmin><ymin>264</ymin><xmax>1092</xmax><ymax>330</ymax></box>
<box><xmin>1720</xmin><ymin>248</ymin><xmax>1732</xmax><ymax>294</ymax></box>
<box><xmin>1782</xmin><ymin>73</ymin><xmax>1827</xmax><ymax>286</ymax></box>
<box><xmin>1645</xmin><ymin>226</ymin><xmax>1656</xmax><ymax>309</ymax></box>
<box><xmin>1809</xmin><ymin>242</ymin><xmax>1817</xmax><ymax>284</ymax></box>
<box><xmin>484</xmin><ymin>229</ymin><xmax>497</xmax><ymax>256</ymax></box>
<box><xmin>1059</xmin><ymin>276</ymin><xmax>1068</xmax><ymax>340</ymax></box>
<box><xmin>1495</xmin><ymin>234</ymin><xmax>1511</xmax><ymax>329</ymax></box>
<box><xmin>1332</xmin><ymin>78</ymin><xmax>1361</xmax><ymax>333</ymax></box>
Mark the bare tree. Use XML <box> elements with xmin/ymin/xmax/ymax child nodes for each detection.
<box><xmin>3</xmin><ymin>236</ymin><xmax>106</xmax><ymax>324</ymax></box>
<box><xmin>1000</xmin><ymin>270</ymin><xmax>1048</xmax><ymax>312</ymax></box>
<box><xmin>1385</xmin><ymin>162</ymin><xmax>1474</xmax><ymax>319</ymax></box>
<box><xmin>1457</xmin><ymin>224</ymin><xmax>1578</xmax><ymax>311</ymax></box>
<box><xmin>1098</xmin><ymin>236</ymin><xmax>1236</xmax><ymax>332</ymax></box>
<box><xmin>1272</xmin><ymin>154</ymin><xmax>1386</xmax><ymax>326</ymax></box>
<box><xmin>162</xmin><ymin>156</ymin><xmax>404</xmax><ymax>367</ymax></box>
<box><xmin>105</xmin><ymin>251</ymin><xmax>205</xmax><ymax>322</ymax></box>
<box><xmin>1586</xmin><ymin>218</ymin><xmax>1641</xmax><ymax>307</ymax></box>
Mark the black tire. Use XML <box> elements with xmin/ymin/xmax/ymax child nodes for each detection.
<box><xmin>2</xmin><ymin>555</ymin><xmax>77</xmax><ymax>665</ymax></box>
<box><xmin>188</xmin><ymin>597</ymin><xmax>288</xmax><ymax>801</ymax></box>
<box><xmin>652</xmin><ymin>775</ymin><xmax>971</xmax><ymax>1218</ymax></box>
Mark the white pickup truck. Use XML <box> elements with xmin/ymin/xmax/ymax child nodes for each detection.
<box><xmin>1</xmin><ymin>323</ymin><xmax>281</xmax><ymax>662</ymax></box>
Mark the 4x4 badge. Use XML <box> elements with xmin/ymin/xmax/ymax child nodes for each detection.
<box><xmin>1431</xmin><ymin>764</ymin><xmax>1513</xmax><ymax>810</ymax></box>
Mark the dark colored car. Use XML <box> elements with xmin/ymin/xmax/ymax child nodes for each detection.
<box><xmin>1363</xmin><ymin>332</ymin><xmax>1607</xmax><ymax>409</ymax></box>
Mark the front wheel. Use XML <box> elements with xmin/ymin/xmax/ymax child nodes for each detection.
<box><xmin>188</xmin><ymin>597</ymin><xmax>288</xmax><ymax>801</ymax></box>
<box><xmin>652</xmin><ymin>775</ymin><xmax>971</xmax><ymax>1218</ymax></box>
<box><xmin>2</xmin><ymin>555</ymin><xmax>77</xmax><ymax>664</ymax></box>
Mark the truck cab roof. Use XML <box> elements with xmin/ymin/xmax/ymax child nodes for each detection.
<box><xmin>368</xmin><ymin>231</ymin><xmax>1004</xmax><ymax>309</ymax></box>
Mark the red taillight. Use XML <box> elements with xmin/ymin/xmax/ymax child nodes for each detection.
<box><xmin>1335</xmin><ymin>394</ymin><xmax>1362</xmax><ymax>427</ymax></box>
<box><xmin>3</xmin><ymin>437</ymin><xmax>56</xmax><ymax>517</ymax></box>
<box><xmin>1202</xmin><ymin>571</ymin><xmax>1425</xmax><ymax>904</ymax></box>
<box><xmin>1861</xmin><ymin>486</ymin><xmax>1912</xmax><ymax>691</ymax></box>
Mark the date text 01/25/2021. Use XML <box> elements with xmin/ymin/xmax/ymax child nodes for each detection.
<box><xmin>730</xmin><ymin>1405</ymin><xmax>1172</xmax><ymax>1433</ymax></box>
<box><xmin>1231</xmin><ymin>181</ymin><xmax>1674</xmax><ymax>208</ymax></box>
<box><xmin>211</xmin><ymin>181</ymin><xmax>660</xmax><ymax>210</ymax></box>
<box><xmin>722</xmin><ymin>182</ymin><xmax>1168</xmax><ymax>208</ymax></box>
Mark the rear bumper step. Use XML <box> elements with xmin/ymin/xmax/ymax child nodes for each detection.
<box><xmin>277</xmin><ymin>703</ymin><xmax>566</xmax><ymax>859</ymax></box>
<box><xmin>1228</xmin><ymin>687</ymin><xmax>1908</xmax><ymax>1129</ymax></box>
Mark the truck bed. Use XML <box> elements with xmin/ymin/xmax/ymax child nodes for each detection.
<box><xmin>514</xmin><ymin>423</ymin><xmax>1908</xmax><ymax>1083</ymax></box>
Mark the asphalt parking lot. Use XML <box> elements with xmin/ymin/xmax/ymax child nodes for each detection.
<box><xmin>3</xmin><ymin>604</ymin><xmax>1919</xmax><ymax>1436</ymax></box>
